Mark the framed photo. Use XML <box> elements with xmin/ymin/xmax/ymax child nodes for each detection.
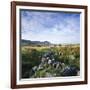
<box><xmin>11</xmin><ymin>1</ymin><xmax>88</xmax><ymax>89</ymax></box>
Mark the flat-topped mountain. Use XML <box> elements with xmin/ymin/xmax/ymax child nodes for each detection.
<box><xmin>21</xmin><ymin>39</ymin><xmax>51</xmax><ymax>46</ymax></box>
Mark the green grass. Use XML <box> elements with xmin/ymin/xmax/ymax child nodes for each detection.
<box><xmin>21</xmin><ymin>45</ymin><xmax>80</xmax><ymax>78</ymax></box>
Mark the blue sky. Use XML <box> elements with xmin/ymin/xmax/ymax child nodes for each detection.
<box><xmin>21</xmin><ymin>10</ymin><xmax>80</xmax><ymax>44</ymax></box>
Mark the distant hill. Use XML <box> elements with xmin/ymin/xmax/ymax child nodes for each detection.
<box><xmin>21</xmin><ymin>39</ymin><xmax>51</xmax><ymax>46</ymax></box>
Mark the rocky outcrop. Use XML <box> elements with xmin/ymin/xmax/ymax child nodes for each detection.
<box><xmin>29</xmin><ymin>51</ymin><xmax>79</xmax><ymax>78</ymax></box>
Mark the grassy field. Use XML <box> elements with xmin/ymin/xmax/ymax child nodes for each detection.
<box><xmin>21</xmin><ymin>45</ymin><xmax>80</xmax><ymax>78</ymax></box>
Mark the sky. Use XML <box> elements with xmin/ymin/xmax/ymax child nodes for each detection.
<box><xmin>20</xmin><ymin>9</ymin><xmax>80</xmax><ymax>44</ymax></box>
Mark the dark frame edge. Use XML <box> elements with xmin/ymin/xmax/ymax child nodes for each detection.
<box><xmin>84</xmin><ymin>6</ymin><xmax>88</xmax><ymax>85</ymax></box>
<box><xmin>11</xmin><ymin>1</ymin><xmax>17</xmax><ymax>89</ymax></box>
<box><xmin>11</xmin><ymin>1</ymin><xmax>87</xmax><ymax>9</ymax></box>
<box><xmin>12</xmin><ymin>81</ymin><xmax>87</xmax><ymax>89</ymax></box>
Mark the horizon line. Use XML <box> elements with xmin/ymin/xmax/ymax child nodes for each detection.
<box><xmin>21</xmin><ymin>39</ymin><xmax>80</xmax><ymax>45</ymax></box>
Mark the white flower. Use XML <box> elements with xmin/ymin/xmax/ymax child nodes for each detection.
<box><xmin>48</xmin><ymin>59</ymin><xmax>52</xmax><ymax>64</ymax></box>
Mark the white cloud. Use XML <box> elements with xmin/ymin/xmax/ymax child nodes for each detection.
<box><xmin>21</xmin><ymin>10</ymin><xmax>80</xmax><ymax>44</ymax></box>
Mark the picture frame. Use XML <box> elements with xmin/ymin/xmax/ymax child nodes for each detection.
<box><xmin>11</xmin><ymin>1</ymin><xmax>88</xmax><ymax>89</ymax></box>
